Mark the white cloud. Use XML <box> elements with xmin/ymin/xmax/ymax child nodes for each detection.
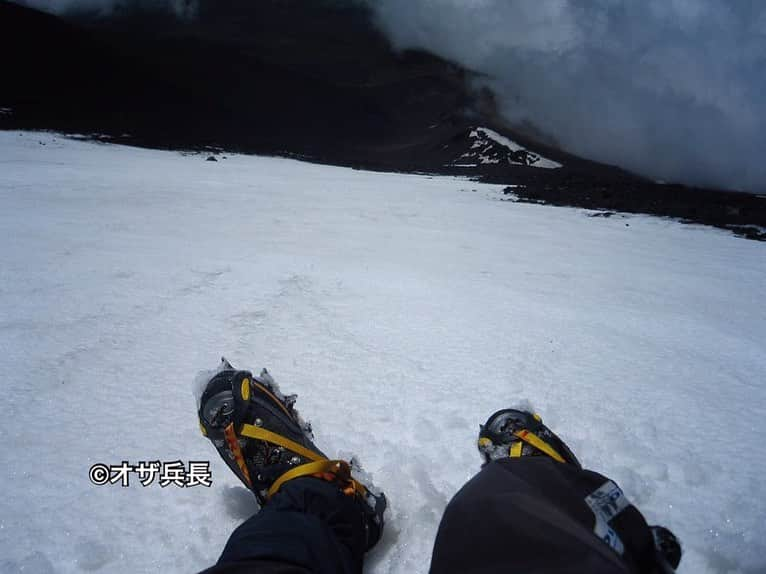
<box><xmin>371</xmin><ymin>0</ymin><xmax>766</xmax><ymax>191</ymax></box>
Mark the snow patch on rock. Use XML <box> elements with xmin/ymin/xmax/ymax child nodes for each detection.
<box><xmin>454</xmin><ymin>127</ymin><xmax>562</xmax><ymax>169</ymax></box>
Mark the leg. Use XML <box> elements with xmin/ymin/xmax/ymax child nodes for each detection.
<box><xmin>196</xmin><ymin>359</ymin><xmax>386</xmax><ymax>574</ymax></box>
<box><xmin>202</xmin><ymin>478</ymin><xmax>367</xmax><ymax>574</ymax></box>
<box><xmin>430</xmin><ymin>409</ymin><xmax>680</xmax><ymax>574</ymax></box>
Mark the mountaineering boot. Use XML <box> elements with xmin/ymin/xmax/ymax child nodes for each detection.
<box><xmin>478</xmin><ymin>408</ymin><xmax>581</xmax><ymax>468</ymax></box>
<box><xmin>198</xmin><ymin>358</ymin><xmax>386</xmax><ymax>550</ymax></box>
<box><xmin>477</xmin><ymin>409</ymin><xmax>683</xmax><ymax>572</ymax></box>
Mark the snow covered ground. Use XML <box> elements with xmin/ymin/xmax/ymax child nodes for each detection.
<box><xmin>1</xmin><ymin>131</ymin><xmax>764</xmax><ymax>574</ymax></box>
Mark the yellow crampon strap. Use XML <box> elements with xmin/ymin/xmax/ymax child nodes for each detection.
<box><xmin>514</xmin><ymin>429</ymin><xmax>566</xmax><ymax>463</ymax></box>
<box><xmin>240</xmin><ymin>424</ymin><xmax>326</xmax><ymax>463</ymax></box>
<box><xmin>267</xmin><ymin>459</ymin><xmax>367</xmax><ymax>500</ymax></box>
<box><xmin>238</xmin><ymin>424</ymin><xmax>367</xmax><ymax>500</ymax></box>
<box><xmin>509</xmin><ymin>441</ymin><xmax>523</xmax><ymax>457</ymax></box>
<box><xmin>225</xmin><ymin>422</ymin><xmax>252</xmax><ymax>488</ymax></box>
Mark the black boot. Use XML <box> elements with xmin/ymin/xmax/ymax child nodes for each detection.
<box><xmin>198</xmin><ymin>358</ymin><xmax>386</xmax><ymax>551</ymax></box>
<box><xmin>478</xmin><ymin>408</ymin><xmax>581</xmax><ymax>468</ymax></box>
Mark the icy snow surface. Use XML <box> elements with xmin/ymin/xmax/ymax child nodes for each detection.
<box><xmin>1</xmin><ymin>131</ymin><xmax>765</xmax><ymax>574</ymax></box>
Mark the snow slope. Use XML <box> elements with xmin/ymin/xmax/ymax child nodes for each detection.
<box><xmin>0</xmin><ymin>132</ymin><xmax>764</xmax><ymax>574</ymax></box>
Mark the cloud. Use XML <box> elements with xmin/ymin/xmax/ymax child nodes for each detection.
<box><xmin>370</xmin><ymin>0</ymin><xmax>766</xmax><ymax>191</ymax></box>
